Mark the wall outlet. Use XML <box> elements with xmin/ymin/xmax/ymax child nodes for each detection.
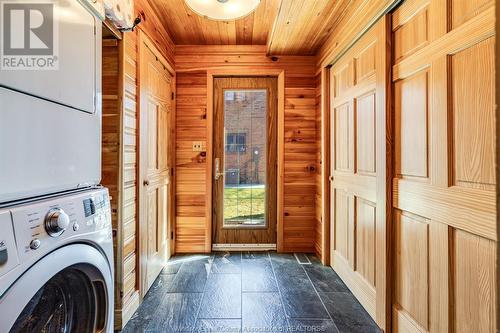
<box><xmin>192</xmin><ymin>141</ymin><xmax>204</xmax><ymax>152</ymax></box>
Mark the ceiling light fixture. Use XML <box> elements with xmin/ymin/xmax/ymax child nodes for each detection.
<box><xmin>184</xmin><ymin>0</ymin><xmax>261</xmax><ymax>21</ymax></box>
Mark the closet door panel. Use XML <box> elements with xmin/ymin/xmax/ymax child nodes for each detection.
<box><xmin>329</xmin><ymin>17</ymin><xmax>389</xmax><ymax>328</ymax></box>
<box><xmin>392</xmin><ymin>0</ymin><xmax>496</xmax><ymax>332</ymax></box>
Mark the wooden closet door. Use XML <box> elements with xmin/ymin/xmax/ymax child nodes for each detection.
<box><xmin>329</xmin><ymin>17</ymin><xmax>390</xmax><ymax>329</ymax></box>
<box><xmin>392</xmin><ymin>0</ymin><xmax>496</xmax><ymax>331</ymax></box>
<box><xmin>139</xmin><ymin>33</ymin><xmax>174</xmax><ymax>296</ymax></box>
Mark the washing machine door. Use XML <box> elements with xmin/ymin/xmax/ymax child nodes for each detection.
<box><xmin>0</xmin><ymin>244</ymin><xmax>113</xmax><ymax>333</ymax></box>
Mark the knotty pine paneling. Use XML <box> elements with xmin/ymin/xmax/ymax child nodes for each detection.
<box><xmin>148</xmin><ymin>0</ymin><xmax>280</xmax><ymax>46</ymax></box>
<box><xmin>101</xmin><ymin>38</ymin><xmax>121</xmax><ymax>327</ymax></box>
<box><xmin>175</xmin><ymin>45</ymin><xmax>317</xmax><ymax>253</ymax></box>
<box><xmin>107</xmin><ymin>4</ymin><xmax>176</xmax><ymax>327</ymax></box>
<box><xmin>135</xmin><ymin>0</ymin><xmax>175</xmax><ymax>65</ymax></box>
<box><xmin>314</xmin><ymin>72</ymin><xmax>322</xmax><ymax>259</ymax></box>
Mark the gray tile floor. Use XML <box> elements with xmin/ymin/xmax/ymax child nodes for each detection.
<box><xmin>122</xmin><ymin>252</ymin><xmax>380</xmax><ymax>333</ymax></box>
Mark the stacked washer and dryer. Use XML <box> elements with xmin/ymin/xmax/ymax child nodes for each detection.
<box><xmin>0</xmin><ymin>1</ymin><xmax>133</xmax><ymax>332</ymax></box>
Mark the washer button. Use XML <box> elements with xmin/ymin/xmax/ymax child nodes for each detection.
<box><xmin>30</xmin><ymin>239</ymin><xmax>41</xmax><ymax>250</ymax></box>
<box><xmin>73</xmin><ymin>223</ymin><xmax>80</xmax><ymax>232</ymax></box>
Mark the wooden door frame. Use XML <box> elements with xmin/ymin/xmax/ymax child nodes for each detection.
<box><xmin>320</xmin><ymin>67</ymin><xmax>331</xmax><ymax>266</ymax></box>
<box><xmin>206</xmin><ymin>69</ymin><xmax>285</xmax><ymax>253</ymax></box>
<box><xmin>320</xmin><ymin>17</ymin><xmax>392</xmax><ymax>331</ymax></box>
<box><xmin>137</xmin><ymin>30</ymin><xmax>176</xmax><ymax>298</ymax></box>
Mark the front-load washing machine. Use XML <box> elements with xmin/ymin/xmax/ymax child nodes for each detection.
<box><xmin>0</xmin><ymin>187</ymin><xmax>114</xmax><ymax>332</ymax></box>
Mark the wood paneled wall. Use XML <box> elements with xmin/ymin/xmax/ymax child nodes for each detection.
<box><xmin>101</xmin><ymin>37</ymin><xmax>125</xmax><ymax>327</ymax></box>
<box><xmin>174</xmin><ymin>45</ymin><xmax>318</xmax><ymax>253</ymax></box>
<box><xmin>103</xmin><ymin>2</ymin><xmax>175</xmax><ymax>329</ymax></box>
<box><xmin>314</xmin><ymin>73</ymin><xmax>322</xmax><ymax>259</ymax></box>
<box><xmin>101</xmin><ymin>31</ymin><xmax>141</xmax><ymax>329</ymax></box>
<box><xmin>135</xmin><ymin>0</ymin><xmax>175</xmax><ymax>65</ymax></box>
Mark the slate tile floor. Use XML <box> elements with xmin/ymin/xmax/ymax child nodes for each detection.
<box><xmin>122</xmin><ymin>252</ymin><xmax>380</xmax><ymax>333</ymax></box>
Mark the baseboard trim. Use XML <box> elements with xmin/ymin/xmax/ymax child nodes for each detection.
<box><xmin>212</xmin><ymin>243</ymin><xmax>277</xmax><ymax>251</ymax></box>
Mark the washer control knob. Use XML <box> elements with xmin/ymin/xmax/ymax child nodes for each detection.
<box><xmin>30</xmin><ymin>238</ymin><xmax>41</xmax><ymax>250</ymax></box>
<box><xmin>45</xmin><ymin>208</ymin><xmax>70</xmax><ymax>237</ymax></box>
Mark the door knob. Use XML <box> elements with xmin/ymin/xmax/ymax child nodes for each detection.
<box><xmin>143</xmin><ymin>180</ymin><xmax>150</xmax><ymax>186</ymax></box>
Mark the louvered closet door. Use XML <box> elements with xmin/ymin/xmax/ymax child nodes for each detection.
<box><xmin>329</xmin><ymin>17</ymin><xmax>389</xmax><ymax>329</ymax></box>
<box><xmin>392</xmin><ymin>0</ymin><xmax>496</xmax><ymax>332</ymax></box>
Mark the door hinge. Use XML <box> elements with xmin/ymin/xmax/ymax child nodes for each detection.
<box><xmin>171</xmin><ymin>167</ymin><xmax>174</xmax><ymax>177</ymax></box>
<box><xmin>171</xmin><ymin>92</ymin><xmax>175</xmax><ymax>100</ymax></box>
<box><xmin>171</xmin><ymin>231</ymin><xmax>174</xmax><ymax>240</ymax></box>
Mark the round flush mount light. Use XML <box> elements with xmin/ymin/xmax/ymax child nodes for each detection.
<box><xmin>185</xmin><ymin>0</ymin><xmax>261</xmax><ymax>21</ymax></box>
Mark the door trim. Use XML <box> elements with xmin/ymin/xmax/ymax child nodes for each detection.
<box><xmin>212</xmin><ymin>243</ymin><xmax>277</xmax><ymax>251</ymax></box>
<box><xmin>206</xmin><ymin>70</ymin><xmax>285</xmax><ymax>253</ymax></box>
<box><xmin>137</xmin><ymin>30</ymin><xmax>176</xmax><ymax>298</ymax></box>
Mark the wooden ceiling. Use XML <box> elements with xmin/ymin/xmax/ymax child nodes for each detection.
<box><xmin>149</xmin><ymin>0</ymin><xmax>280</xmax><ymax>45</ymax></box>
<box><xmin>148</xmin><ymin>0</ymin><xmax>352</xmax><ymax>55</ymax></box>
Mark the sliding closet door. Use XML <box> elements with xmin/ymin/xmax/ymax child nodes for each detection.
<box><xmin>329</xmin><ymin>17</ymin><xmax>389</xmax><ymax>329</ymax></box>
<box><xmin>392</xmin><ymin>0</ymin><xmax>496</xmax><ymax>331</ymax></box>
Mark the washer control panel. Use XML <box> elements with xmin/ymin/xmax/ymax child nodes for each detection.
<box><xmin>8</xmin><ymin>188</ymin><xmax>111</xmax><ymax>262</ymax></box>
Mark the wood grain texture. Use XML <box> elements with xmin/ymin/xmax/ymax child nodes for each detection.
<box><xmin>102</xmin><ymin>30</ymin><xmax>142</xmax><ymax>330</ymax></box>
<box><xmin>391</xmin><ymin>0</ymin><xmax>496</xmax><ymax>332</ymax></box>
<box><xmin>394</xmin><ymin>70</ymin><xmax>429</xmax><ymax>179</ymax></box>
<box><xmin>148</xmin><ymin>0</ymin><xmax>280</xmax><ymax>46</ymax></box>
<box><xmin>267</xmin><ymin>0</ymin><xmax>352</xmax><ymax>55</ymax></box>
<box><xmin>317</xmin><ymin>0</ymin><xmax>395</xmax><ymax>68</ymax></box>
<box><xmin>174</xmin><ymin>45</ymin><xmax>317</xmax><ymax>253</ymax></box>
<box><xmin>138</xmin><ymin>32</ymin><xmax>174</xmax><ymax>296</ymax></box>
<box><xmin>452</xmin><ymin>37</ymin><xmax>496</xmax><ymax>190</ymax></box>
<box><xmin>135</xmin><ymin>0</ymin><xmax>176</xmax><ymax>65</ymax></box>
<box><xmin>356</xmin><ymin>198</ymin><xmax>376</xmax><ymax>286</ymax></box>
<box><xmin>356</xmin><ymin>92</ymin><xmax>376</xmax><ymax>175</ymax></box>
<box><xmin>102</xmin><ymin>36</ymin><xmax>128</xmax><ymax>330</ymax></box>
<box><xmin>316</xmin><ymin>0</ymin><xmax>398</xmax><ymax>272</ymax></box>
<box><xmin>328</xmin><ymin>18</ymin><xmax>390</xmax><ymax>329</ymax></box>
<box><xmin>106</xmin><ymin>3</ymin><xmax>176</xmax><ymax>326</ymax></box>
<box><xmin>394</xmin><ymin>210</ymin><xmax>429</xmax><ymax>331</ymax></box>
<box><xmin>496</xmin><ymin>3</ymin><xmax>500</xmax><ymax>331</ymax></box>
<box><xmin>314</xmin><ymin>71</ymin><xmax>324</xmax><ymax>261</ymax></box>
<box><xmin>146</xmin><ymin>0</ymin><xmax>355</xmax><ymax>56</ymax></box>
<box><xmin>453</xmin><ymin>230</ymin><xmax>496</xmax><ymax>332</ymax></box>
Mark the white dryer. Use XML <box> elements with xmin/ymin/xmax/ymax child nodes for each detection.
<box><xmin>0</xmin><ymin>188</ymin><xmax>114</xmax><ymax>333</ymax></box>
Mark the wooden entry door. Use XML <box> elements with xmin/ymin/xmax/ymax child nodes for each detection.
<box><xmin>391</xmin><ymin>0</ymin><xmax>496</xmax><ymax>332</ymax></box>
<box><xmin>329</xmin><ymin>17</ymin><xmax>389</xmax><ymax>329</ymax></box>
<box><xmin>139</xmin><ymin>33</ymin><xmax>174</xmax><ymax>295</ymax></box>
<box><xmin>212</xmin><ymin>77</ymin><xmax>278</xmax><ymax>246</ymax></box>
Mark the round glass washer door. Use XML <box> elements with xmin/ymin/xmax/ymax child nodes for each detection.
<box><xmin>10</xmin><ymin>264</ymin><xmax>107</xmax><ymax>333</ymax></box>
<box><xmin>0</xmin><ymin>244</ymin><xmax>112</xmax><ymax>333</ymax></box>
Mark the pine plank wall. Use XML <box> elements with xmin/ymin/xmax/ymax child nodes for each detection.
<box><xmin>174</xmin><ymin>45</ymin><xmax>319</xmax><ymax>253</ymax></box>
